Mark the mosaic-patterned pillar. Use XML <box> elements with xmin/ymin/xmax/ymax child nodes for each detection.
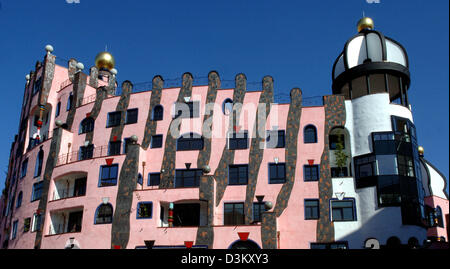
<box><xmin>33</xmin><ymin>127</ymin><xmax>63</xmax><ymax>249</ymax></box>
<box><xmin>111</xmin><ymin>142</ymin><xmax>140</xmax><ymax>249</ymax></box>
<box><xmin>244</xmin><ymin>76</ymin><xmax>273</xmax><ymax>224</ymax></box>
<box><xmin>261</xmin><ymin>212</ymin><xmax>277</xmax><ymax>249</ymax></box>
<box><xmin>108</xmin><ymin>81</ymin><xmax>133</xmax><ymax>143</ymax></box>
<box><xmin>84</xmin><ymin>87</ymin><xmax>108</xmax><ymax>144</ymax></box>
<box><xmin>141</xmin><ymin>76</ymin><xmax>164</xmax><ymax>150</ymax></box>
<box><xmin>316</xmin><ymin>95</ymin><xmax>346</xmax><ymax>243</ymax></box>
<box><xmin>65</xmin><ymin>71</ymin><xmax>87</xmax><ymax>131</ymax></box>
<box><xmin>88</xmin><ymin>66</ymin><xmax>99</xmax><ymax>88</ymax></box>
<box><xmin>196</xmin><ymin>175</ymin><xmax>215</xmax><ymax>248</ymax></box>
<box><xmin>160</xmin><ymin>73</ymin><xmax>193</xmax><ymax>189</ymax></box>
<box><xmin>214</xmin><ymin>74</ymin><xmax>247</xmax><ymax>206</ymax></box>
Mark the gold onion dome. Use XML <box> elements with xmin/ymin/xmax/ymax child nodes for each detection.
<box><xmin>357</xmin><ymin>17</ymin><xmax>374</xmax><ymax>32</ymax></box>
<box><xmin>418</xmin><ymin>146</ymin><xmax>424</xmax><ymax>156</ymax></box>
<box><xmin>95</xmin><ymin>51</ymin><xmax>115</xmax><ymax>70</ymax></box>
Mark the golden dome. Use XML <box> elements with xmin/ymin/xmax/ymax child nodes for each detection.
<box><xmin>357</xmin><ymin>17</ymin><xmax>374</xmax><ymax>32</ymax></box>
<box><xmin>95</xmin><ymin>51</ymin><xmax>115</xmax><ymax>70</ymax></box>
<box><xmin>418</xmin><ymin>146</ymin><xmax>424</xmax><ymax>156</ymax></box>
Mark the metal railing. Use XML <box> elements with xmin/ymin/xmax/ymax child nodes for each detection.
<box><xmin>79</xmin><ymin>94</ymin><xmax>97</xmax><ymax>107</ymax></box>
<box><xmin>56</xmin><ymin>145</ymin><xmax>110</xmax><ymax>166</ymax></box>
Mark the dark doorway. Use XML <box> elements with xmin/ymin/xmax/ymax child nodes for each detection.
<box><xmin>73</xmin><ymin>177</ymin><xmax>87</xmax><ymax>197</ymax></box>
<box><xmin>173</xmin><ymin>203</ymin><xmax>200</xmax><ymax>227</ymax></box>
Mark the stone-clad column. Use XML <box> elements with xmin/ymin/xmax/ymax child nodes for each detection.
<box><xmin>196</xmin><ymin>175</ymin><xmax>215</xmax><ymax>248</ymax></box>
<box><xmin>214</xmin><ymin>74</ymin><xmax>246</xmax><ymax>206</ymax></box>
<box><xmin>84</xmin><ymin>87</ymin><xmax>108</xmax><ymax>144</ymax></box>
<box><xmin>141</xmin><ymin>76</ymin><xmax>164</xmax><ymax>150</ymax></box>
<box><xmin>65</xmin><ymin>71</ymin><xmax>88</xmax><ymax>131</ymax></box>
<box><xmin>88</xmin><ymin>66</ymin><xmax>99</xmax><ymax>88</ymax></box>
<box><xmin>159</xmin><ymin>73</ymin><xmax>193</xmax><ymax>189</ymax></box>
<box><xmin>111</xmin><ymin>142</ymin><xmax>140</xmax><ymax>249</ymax></box>
<box><xmin>108</xmin><ymin>81</ymin><xmax>133</xmax><ymax>143</ymax></box>
<box><xmin>33</xmin><ymin>127</ymin><xmax>63</xmax><ymax>249</ymax></box>
<box><xmin>244</xmin><ymin>76</ymin><xmax>273</xmax><ymax>224</ymax></box>
<box><xmin>261</xmin><ymin>212</ymin><xmax>277</xmax><ymax>249</ymax></box>
<box><xmin>316</xmin><ymin>95</ymin><xmax>346</xmax><ymax>243</ymax></box>
<box><xmin>273</xmin><ymin>88</ymin><xmax>302</xmax><ymax>217</ymax></box>
<box><xmin>68</xmin><ymin>59</ymin><xmax>77</xmax><ymax>82</ymax></box>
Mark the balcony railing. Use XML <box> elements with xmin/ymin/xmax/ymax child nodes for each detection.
<box><xmin>56</xmin><ymin>145</ymin><xmax>110</xmax><ymax>166</ymax></box>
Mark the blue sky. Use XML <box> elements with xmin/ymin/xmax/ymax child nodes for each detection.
<box><xmin>0</xmin><ymin>0</ymin><xmax>448</xmax><ymax>193</ymax></box>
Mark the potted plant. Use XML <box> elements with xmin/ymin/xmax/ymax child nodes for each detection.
<box><xmin>334</xmin><ymin>135</ymin><xmax>348</xmax><ymax>177</ymax></box>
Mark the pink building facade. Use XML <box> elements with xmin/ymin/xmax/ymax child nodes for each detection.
<box><xmin>0</xmin><ymin>18</ymin><xmax>448</xmax><ymax>249</ymax></box>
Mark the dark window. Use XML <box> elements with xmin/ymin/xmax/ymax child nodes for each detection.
<box><xmin>224</xmin><ymin>203</ymin><xmax>244</xmax><ymax>225</ymax></box>
<box><xmin>23</xmin><ymin>218</ymin><xmax>31</xmax><ymax>233</ymax></box>
<box><xmin>33</xmin><ymin>77</ymin><xmax>42</xmax><ymax>95</ymax></box>
<box><xmin>252</xmin><ymin>203</ymin><xmax>267</xmax><ymax>223</ymax></box>
<box><xmin>269</xmin><ymin>163</ymin><xmax>286</xmax><ymax>184</ymax></box>
<box><xmin>397</xmin><ymin>155</ymin><xmax>415</xmax><ymax>177</ymax></box>
<box><xmin>107</xmin><ymin>111</ymin><xmax>121</xmax><ymax>127</ymax></box>
<box><xmin>16</xmin><ymin>192</ymin><xmax>23</xmax><ymax>208</ymax></box>
<box><xmin>152</xmin><ymin>105</ymin><xmax>163</xmax><ymax>121</ymax></box>
<box><xmin>31</xmin><ymin>181</ymin><xmax>43</xmax><ymax>202</ymax></box>
<box><xmin>148</xmin><ymin>173</ymin><xmax>160</xmax><ymax>187</ymax></box>
<box><xmin>304</xmin><ymin>165</ymin><xmax>320</xmax><ymax>181</ymax></box>
<box><xmin>67</xmin><ymin>93</ymin><xmax>73</xmax><ymax>111</ymax></box>
<box><xmin>331</xmin><ymin>200</ymin><xmax>356</xmax><ymax>221</ymax></box>
<box><xmin>228</xmin><ymin>131</ymin><xmax>248</xmax><ymax>150</ymax></box>
<box><xmin>177</xmin><ymin>133</ymin><xmax>203</xmax><ymax>151</ymax></box>
<box><xmin>73</xmin><ymin>177</ymin><xmax>87</xmax><ymax>197</ymax></box>
<box><xmin>79</xmin><ymin>117</ymin><xmax>95</xmax><ymax>134</ymax></box>
<box><xmin>331</xmin><ymin>167</ymin><xmax>348</xmax><ymax>178</ymax></box>
<box><xmin>137</xmin><ymin>202</ymin><xmax>153</xmax><ymax>219</ymax></box>
<box><xmin>174</xmin><ymin>101</ymin><xmax>199</xmax><ymax>118</ymax></box>
<box><xmin>329</xmin><ymin>134</ymin><xmax>345</xmax><ymax>150</ymax></box>
<box><xmin>95</xmin><ymin>204</ymin><xmax>113</xmax><ymax>224</ymax></box>
<box><xmin>173</xmin><ymin>203</ymin><xmax>200</xmax><ymax>227</ymax></box>
<box><xmin>304</xmin><ymin>125</ymin><xmax>317</xmax><ymax>143</ymax></box>
<box><xmin>266</xmin><ymin>130</ymin><xmax>285</xmax><ymax>148</ymax></box>
<box><xmin>99</xmin><ymin>164</ymin><xmax>119</xmax><ymax>187</ymax></box>
<box><xmin>304</xmin><ymin>199</ymin><xmax>320</xmax><ymax>220</ymax></box>
<box><xmin>175</xmin><ymin>169</ymin><xmax>202</xmax><ymax>188</ymax></box>
<box><xmin>108</xmin><ymin>141</ymin><xmax>121</xmax><ymax>156</ymax></box>
<box><xmin>67</xmin><ymin>211</ymin><xmax>83</xmax><ymax>233</ymax></box>
<box><xmin>151</xmin><ymin>135</ymin><xmax>163</xmax><ymax>148</ymax></box>
<box><xmin>125</xmin><ymin>108</ymin><xmax>138</xmax><ymax>124</ymax></box>
<box><xmin>355</xmin><ymin>155</ymin><xmax>376</xmax><ymax>179</ymax></box>
<box><xmin>20</xmin><ymin>158</ymin><xmax>28</xmax><ymax>179</ymax></box>
<box><xmin>435</xmin><ymin>207</ymin><xmax>444</xmax><ymax>228</ymax></box>
<box><xmin>228</xmin><ymin>165</ymin><xmax>248</xmax><ymax>185</ymax></box>
<box><xmin>79</xmin><ymin>145</ymin><xmax>94</xmax><ymax>160</ymax></box>
<box><xmin>34</xmin><ymin>149</ymin><xmax>44</xmax><ymax>178</ymax></box>
<box><xmin>123</xmin><ymin>138</ymin><xmax>132</xmax><ymax>154</ymax></box>
<box><xmin>12</xmin><ymin>220</ymin><xmax>18</xmax><ymax>240</ymax></box>
<box><xmin>32</xmin><ymin>213</ymin><xmax>43</xmax><ymax>232</ymax></box>
<box><xmin>55</xmin><ymin>102</ymin><xmax>61</xmax><ymax>117</ymax></box>
<box><xmin>137</xmin><ymin>173</ymin><xmax>143</xmax><ymax>185</ymax></box>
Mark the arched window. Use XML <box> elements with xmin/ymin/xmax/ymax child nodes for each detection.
<box><xmin>67</xmin><ymin>92</ymin><xmax>73</xmax><ymax>111</ymax></box>
<box><xmin>94</xmin><ymin>203</ymin><xmax>113</xmax><ymax>224</ymax></box>
<box><xmin>229</xmin><ymin>240</ymin><xmax>261</xmax><ymax>249</ymax></box>
<box><xmin>152</xmin><ymin>105</ymin><xmax>164</xmax><ymax>121</ymax></box>
<box><xmin>304</xmin><ymin>125</ymin><xmax>317</xmax><ymax>143</ymax></box>
<box><xmin>79</xmin><ymin>117</ymin><xmax>95</xmax><ymax>134</ymax></box>
<box><xmin>177</xmin><ymin>133</ymin><xmax>204</xmax><ymax>151</ymax></box>
<box><xmin>34</xmin><ymin>148</ymin><xmax>44</xmax><ymax>178</ymax></box>
<box><xmin>16</xmin><ymin>192</ymin><xmax>23</xmax><ymax>208</ymax></box>
<box><xmin>435</xmin><ymin>206</ymin><xmax>444</xmax><ymax>228</ymax></box>
<box><xmin>222</xmin><ymin>98</ymin><xmax>233</xmax><ymax>115</ymax></box>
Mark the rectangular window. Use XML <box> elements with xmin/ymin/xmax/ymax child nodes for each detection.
<box><xmin>148</xmin><ymin>173</ymin><xmax>160</xmax><ymax>187</ymax></box>
<box><xmin>173</xmin><ymin>203</ymin><xmax>200</xmax><ymax>227</ymax></box>
<box><xmin>32</xmin><ymin>213</ymin><xmax>42</xmax><ymax>232</ymax></box>
<box><xmin>224</xmin><ymin>203</ymin><xmax>245</xmax><ymax>225</ymax></box>
<box><xmin>107</xmin><ymin>111</ymin><xmax>122</xmax><ymax>127</ymax></box>
<box><xmin>228</xmin><ymin>131</ymin><xmax>248</xmax><ymax>150</ymax></box>
<box><xmin>99</xmin><ymin>164</ymin><xmax>119</xmax><ymax>187</ymax></box>
<box><xmin>252</xmin><ymin>203</ymin><xmax>266</xmax><ymax>223</ymax></box>
<box><xmin>266</xmin><ymin>130</ymin><xmax>285</xmax><ymax>148</ymax></box>
<box><xmin>23</xmin><ymin>218</ymin><xmax>31</xmax><ymax>233</ymax></box>
<box><xmin>137</xmin><ymin>202</ymin><xmax>153</xmax><ymax>219</ymax></box>
<box><xmin>55</xmin><ymin>102</ymin><xmax>61</xmax><ymax>117</ymax></box>
<box><xmin>304</xmin><ymin>165</ymin><xmax>319</xmax><ymax>182</ymax></box>
<box><xmin>174</xmin><ymin>101</ymin><xmax>199</xmax><ymax>119</ymax></box>
<box><xmin>33</xmin><ymin>77</ymin><xmax>42</xmax><ymax>95</ymax></box>
<box><xmin>331</xmin><ymin>167</ymin><xmax>348</xmax><ymax>178</ymax></box>
<box><xmin>355</xmin><ymin>155</ymin><xmax>376</xmax><ymax>179</ymax></box>
<box><xmin>79</xmin><ymin>145</ymin><xmax>94</xmax><ymax>160</ymax></box>
<box><xmin>269</xmin><ymin>163</ymin><xmax>286</xmax><ymax>184</ymax></box>
<box><xmin>66</xmin><ymin>93</ymin><xmax>73</xmax><ymax>111</ymax></box>
<box><xmin>125</xmin><ymin>108</ymin><xmax>138</xmax><ymax>124</ymax></box>
<box><xmin>151</xmin><ymin>135</ymin><xmax>163</xmax><ymax>149</ymax></box>
<box><xmin>304</xmin><ymin>199</ymin><xmax>320</xmax><ymax>220</ymax></box>
<box><xmin>21</xmin><ymin>158</ymin><xmax>28</xmax><ymax>179</ymax></box>
<box><xmin>228</xmin><ymin>164</ymin><xmax>248</xmax><ymax>185</ymax></box>
<box><xmin>123</xmin><ymin>138</ymin><xmax>132</xmax><ymax>154</ymax></box>
<box><xmin>397</xmin><ymin>155</ymin><xmax>415</xmax><ymax>177</ymax></box>
<box><xmin>329</xmin><ymin>134</ymin><xmax>345</xmax><ymax>150</ymax></box>
<box><xmin>11</xmin><ymin>220</ymin><xmax>18</xmax><ymax>240</ymax></box>
<box><xmin>108</xmin><ymin>141</ymin><xmax>122</xmax><ymax>156</ymax></box>
<box><xmin>31</xmin><ymin>181</ymin><xmax>43</xmax><ymax>202</ymax></box>
<box><xmin>175</xmin><ymin>169</ymin><xmax>202</xmax><ymax>188</ymax></box>
<box><xmin>331</xmin><ymin>199</ymin><xmax>356</xmax><ymax>222</ymax></box>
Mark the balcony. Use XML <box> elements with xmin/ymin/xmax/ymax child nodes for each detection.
<box><xmin>47</xmin><ymin>207</ymin><xmax>83</xmax><ymax>236</ymax></box>
<box><xmin>51</xmin><ymin>173</ymin><xmax>87</xmax><ymax>201</ymax></box>
<box><xmin>56</xmin><ymin>145</ymin><xmax>112</xmax><ymax>166</ymax></box>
